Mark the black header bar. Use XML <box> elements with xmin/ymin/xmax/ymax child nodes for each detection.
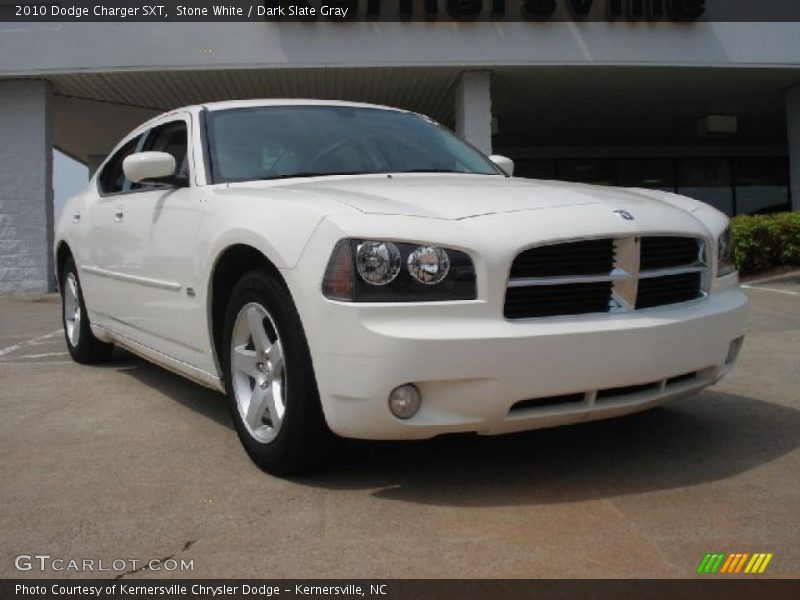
<box><xmin>2</xmin><ymin>0</ymin><xmax>800</xmax><ymax>22</ymax></box>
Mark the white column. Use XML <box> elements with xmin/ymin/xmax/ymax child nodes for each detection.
<box><xmin>0</xmin><ymin>80</ymin><xmax>54</xmax><ymax>294</ymax></box>
<box><xmin>454</xmin><ymin>71</ymin><xmax>493</xmax><ymax>156</ymax></box>
<box><xmin>788</xmin><ymin>83</ymin><xmax>800</xmax><ymax>211</ymax></box>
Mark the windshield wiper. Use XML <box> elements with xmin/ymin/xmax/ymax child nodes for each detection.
<box><xmin>255</xmin><ymin>171</ymin><xmax>369</xmax><ymax>181</ymax></box>
<box><xmin>252</xmin><ymin>169</ymin><xmax>480</xmax><ymax>181</ymax></box>
<box><xmin>392</xmin><ymin>168</ymin><xmax>467</xmax><ymax>174</ymax></box>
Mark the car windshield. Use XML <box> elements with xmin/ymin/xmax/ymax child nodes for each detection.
<box><xmin>206</xmin><ymin>105</ymin><xmax>502</xmax><ymax>183</ymax></box>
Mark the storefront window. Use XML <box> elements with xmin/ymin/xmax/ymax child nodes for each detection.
<box><xmin>514</xmin><ymin>159</ymin><xmax>556</xmax><ymax>180</ymax></box>
<box><xmin>557</xmin><ymin>159</ymin><xmax>615</xmax><ymax>185</ymax></box>
<box><xmin>734</xmin><ymin>157</ymin><xmax>790</xmax><ymax>215</ymax></box>
<box><xmin>677</xmin><ymin>158</ymin><xmax>734</xmax><ymax>216</ymax></box>
<box><xmin>510</xmin><ymin>155</ymin><xmax>789</xmax><ymax>216</ymax></box>
<box><xmin>619</xmin><ymin>159</ymin><xmax>675</xmax><ymax>192</ymax></box>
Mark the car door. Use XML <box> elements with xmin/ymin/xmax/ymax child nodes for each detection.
<box><xmin>110</xmin><ymin>113</ymin><xmax>212</xmax><ymax>369</ymax></box>
<box><xmin>79</xmin><ymin>133</ymin><xmax>145</xmax><ymax>323</ymax></box>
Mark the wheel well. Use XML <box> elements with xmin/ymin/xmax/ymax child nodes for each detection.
<box><xmin>55</xmin><ymin>242</ymin><xmax>73</xmax><ymax>293</ymax></box>
<box><xmin>210</xmin><ymin>244</ymin><xmax>285</xmax><ymax>368</ymax></box>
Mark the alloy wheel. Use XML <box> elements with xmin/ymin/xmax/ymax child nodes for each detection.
<box><xmin>230</xmin><ymin>302</ymin><xmax>287</xmax><ymax>443</ymax></box>
<box><xmin>64</xmin><ymin>273</ymin><xmax>81</xmax><ymax>347</ymax></box>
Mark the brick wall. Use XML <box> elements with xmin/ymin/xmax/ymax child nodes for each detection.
<box><xmin>0</xmin><ymin>80</ymin><xmax>54</xmax><ymax>294</ymax></box>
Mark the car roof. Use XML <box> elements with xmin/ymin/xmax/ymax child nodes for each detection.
<box><xmin>131</xmin><ymin>99</ymin><xmax>412</xmax><ymax>136</ymax></box>
<box><xmin>195</xmin><ymin>99</ymin><xmax>409</xmax><ymax>113</ymax></box>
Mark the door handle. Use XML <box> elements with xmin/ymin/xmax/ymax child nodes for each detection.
<box><xmin>114</xmin><ymin>205</ymin><xmax>124</xmax><ymax>223</ymax></box>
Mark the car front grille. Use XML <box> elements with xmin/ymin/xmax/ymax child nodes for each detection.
<box><xmin>636</xmin><ymin>271</ymin><xmax>704</xmax><ymax>309</ymax></box>
<box><xmin>640</xmin><ymin>236</ymin><xmax>702</xmax><ymax>270</ymax></box>
<box><xmin>509</xmin><ymin>238</ymin><xmax>615</xmax><ymax>278</ymax></box>
<box><xmin>505</xmin><ymin>235</ymin><xmax>707</xmax><ymax>319</ymax></box>
<box><xmin>505</xmin><ymin>282</ymin><xmax>613</xmax><ymax>319</ymax></box>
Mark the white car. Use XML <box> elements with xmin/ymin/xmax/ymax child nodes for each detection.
<box><xmin>55</xmin><ymin>100</ymin><xmax>748</xmax><ymax>474</ymax></box>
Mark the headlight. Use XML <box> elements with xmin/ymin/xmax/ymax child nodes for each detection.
<box><xmin>355</xmin><ymin>241</ymin><xmax>401</xmax><ymax>285</ymax></box>
<box><xmin>717</xmin><ymin>226</ymin><xmax>735</xmax><ymax>277</ymax></box>
<box><xmin>407</xmin><ymin>246</ymin><xmax>450</xmax><ymax>284</ymax></box>
<box><xmin>322</xmin><ymin>239</ymin><xmax>476</xmax><ymax>302</ymax></box>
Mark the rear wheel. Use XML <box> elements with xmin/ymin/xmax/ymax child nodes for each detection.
<box><xmin>61</xmin><ymin>256</ymin><xmax>114</xmax><ymax>364</ymax></box>
<box><xmin>222</xmin><ymin>271</ymin><xmax>332</xmax><ymax>475</ymax></box>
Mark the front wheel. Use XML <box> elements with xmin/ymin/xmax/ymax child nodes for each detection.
<box><xmin>222</xmin><ymin>271</ymin><xmax>332</xmax><ymax>475</ymax></box>
<box><xmin>61</xmin><ymin>256</ymin><xmax>114</xmax><ymax>364</ymax></box>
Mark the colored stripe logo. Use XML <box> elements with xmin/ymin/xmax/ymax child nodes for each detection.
<box><xmin>696</xmin><ymin>553</ymin><xmax>773</xmax><ymax>574</ymax></box>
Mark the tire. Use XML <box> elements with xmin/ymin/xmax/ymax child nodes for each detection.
<box><xmin>222</xmin><ymin>271</ymin><xmax>332</xmax><ymax>476</ymax></box>
<box><xmin>61</xmin><ymin>256</ymin><xmax>114</xmax><ymax>364</ymax></box>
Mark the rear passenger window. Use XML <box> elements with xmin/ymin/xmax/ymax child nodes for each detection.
<box><xmin>98</xmin><ymin>135</ymin><xmax>141</xmax><ymax>194</ymax></box>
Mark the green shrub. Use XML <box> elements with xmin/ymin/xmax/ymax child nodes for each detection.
<box><xmin>731</xmin><ymin>212</ymin><xmax>800</xmax><ymax>274</ymax></box>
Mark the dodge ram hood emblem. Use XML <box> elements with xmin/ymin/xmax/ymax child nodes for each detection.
<box><xmin>614</xmin><ymin>209</ymin><xmax>635</xmax><ymax>221</ymax></box>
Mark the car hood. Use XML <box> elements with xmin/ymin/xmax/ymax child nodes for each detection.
<box><xmin>274</xmin><ymin>173</ymin><xmax>697</xmax><ymax>220</ymax></box>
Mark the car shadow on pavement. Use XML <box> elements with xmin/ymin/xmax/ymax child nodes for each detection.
<box><xmin>298</xmin><ymin>391</ymin><xmax>800</xmax><ymax>507</ymax></box>
<box><xmin>105</xmin><ymin>349</ymin><xmax>798</xmax><ymax>507</ymax></box>
<box><xmin>106</xmin><ymin>349</ymin><xmax>234</xmax><ymax>431</ymax></box>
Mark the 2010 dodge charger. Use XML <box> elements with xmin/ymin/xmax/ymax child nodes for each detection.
<box><xmin>55</xmin><ymin>100</ymin><xmax>748</xmax><ymax>474</ymax></box>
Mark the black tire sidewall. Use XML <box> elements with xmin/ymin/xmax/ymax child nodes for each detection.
<box><xmin>61</xmin><ymin>256</ymin><xmax>112</xmax><ymax>364</ymax></box>
<box><xmin>221</xmin><ymin>271</ymin><xmax>328</xmax><ymax>474</ymax></box>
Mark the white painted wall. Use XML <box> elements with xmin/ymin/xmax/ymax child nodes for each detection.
<box><xmin>2</xmin><ymin>22</ymin><xmax>800</xmax><ymax>76</ymax></box>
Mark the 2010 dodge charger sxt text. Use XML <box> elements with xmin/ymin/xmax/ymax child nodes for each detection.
<box><xmin>55</xmin><ymin>100</ymin><xmax>748</xmax><ymax>474</ymax></box>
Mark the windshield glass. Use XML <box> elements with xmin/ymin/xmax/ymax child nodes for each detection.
<box><xmin>206</xmin><ymin>105</ymin><xmax>502</xmax><ymax>183</ymax></box>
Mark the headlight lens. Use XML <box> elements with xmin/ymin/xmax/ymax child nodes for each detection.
<box><xmin>355</xmin><ymin>241</ymin><xmax>401</xmax><ymax>285</ymax></box>
<box><xmin>717</xmin><ymin>226</ymin><xmax>735</xmax><ymax>277</ymax></box>
<box><xmin>323</xmin><ymin>239</ymin><xmax>476</xmax><ymax>302</ymax></box>
<box><xmin>407</xmin><ymin>246</ymin><xmax>450</xmax><ymax>284</ymax></box>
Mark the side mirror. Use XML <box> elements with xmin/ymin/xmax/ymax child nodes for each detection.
<box><xmin>489</xmin><ymin>154</ymin><xmax>514</xmax><ymax>176</ymax></box>
<box><xmin>123</xmin><ymin>151</ymin><xmax>176</xmax><ymax>183</ymax></box>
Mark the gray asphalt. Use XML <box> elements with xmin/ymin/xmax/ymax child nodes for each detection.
<box><xmin>1</xmin><ymin>278</ymin><xmax>798</xmax><ymax>579</ymax></box>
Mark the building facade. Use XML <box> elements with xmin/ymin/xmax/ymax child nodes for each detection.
<box><xmin>1</xmin><ymin>17</ymin><xmax>800</xmax><ymax>293</ymax></box>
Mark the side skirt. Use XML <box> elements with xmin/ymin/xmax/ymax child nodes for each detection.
<box><xmin>93</xmin><ymin>323</ymin><xmax>225</xmax><ymax>393</ymax></box>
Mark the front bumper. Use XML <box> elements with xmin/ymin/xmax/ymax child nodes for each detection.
<box><xmin>305</xmin><ymin>286</ymin><xmax>748</xmax><ymax>440</ymax></box>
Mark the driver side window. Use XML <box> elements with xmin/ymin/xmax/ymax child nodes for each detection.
<box><xmin>131</xmin><ymin>120</ymin><xmax>189</xmax><ymax>190</ymax></box>
<box><xmin>98</xmin><ymin>135</ymin><xmax>142</xmax><ymax>195</ymax></box>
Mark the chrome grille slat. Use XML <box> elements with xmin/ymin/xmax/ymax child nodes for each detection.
<box><xmin>638</xmin><ymin>264</ymin><xmax>706</xmax><ymax>279</ymax></box>
<box><xmin>507</xmin><ymin>269</ymin><xmax>631</xmax><ymax>287</ymax></box>
<box><xmin>505</xmin><ymin>235</ymin><xmax>707</xmax><ymax>319</ymax></box>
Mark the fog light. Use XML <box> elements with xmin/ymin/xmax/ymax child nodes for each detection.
<box><xmin>388</xmin><ymin>384</ymin><xmax>421</xmax><ymax>419</ymax></box>
<box><xmin>726</xmin><ymin>336</ymin><xmax>744</xmax><ymax>365</ymax></box>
